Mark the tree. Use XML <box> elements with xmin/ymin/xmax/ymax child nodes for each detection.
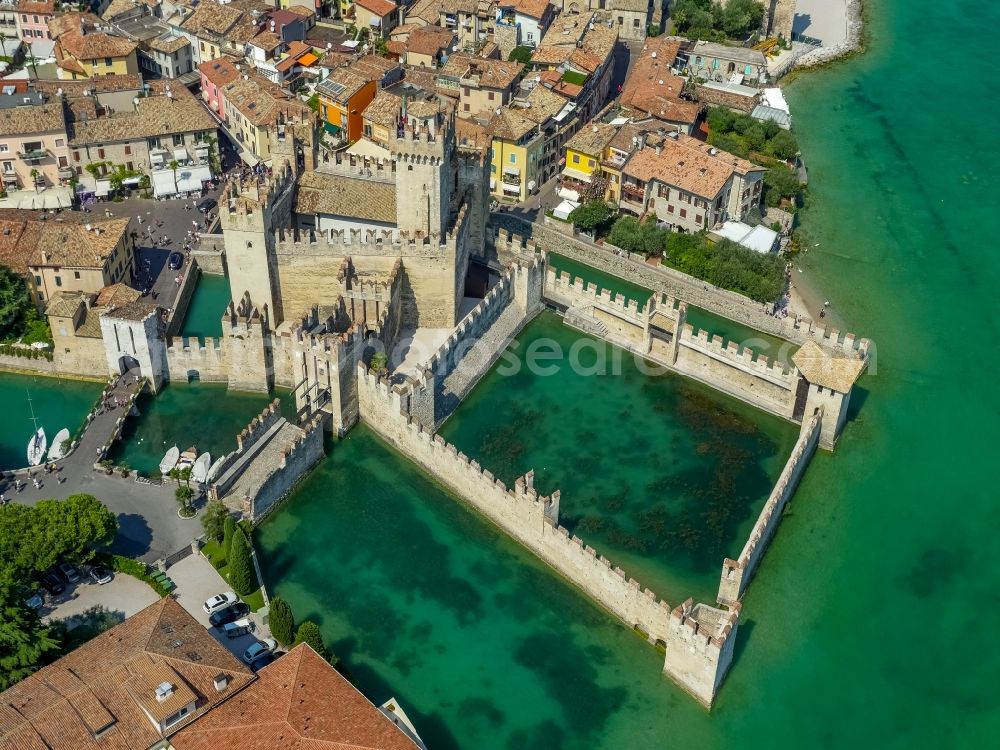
<box><xmin>0</xmin><ymin>580</ymin><xmax>60</xmax><ymax>690</ymax></box>
<box><xmin>201</xmin><ymin>501</ymin><xmax>229</xmax><ymax>542</ymax></box>
<box><xmin>369</xmin><ymin>351</ymin><xmax>387</xmax><ymax>373</ymax></box>
<box><xmin>222</xmin><ymin>515</ymin><xmax>236</xmax><ymax>560</ymax></box>
<box><xmin>175</xmin><ymin>485</ymin><xmax>195</xmax><ymax>515</ymax></box>
<box><xmin>168</xmin><ymin>160</ymin><xmax>180</xmax><ymax>193</ymax></box>
<box><xmin>508</xmin><ymin>45</ymin><xmax>532</xmax><ymax>64</ymax></box>
<box><xmin>567</xmin><ymin>200</ymin><xmax>615</xmax><ymax>234</ymax></box>
<box><xmin>269</xmin><ymin>597</ymin><xmax>295</xmax><ymax>646</ymax></box>
<box><xmin>0</xmin><ymin>494</ymin><xmax>118</xmax><ymax>578</ymax></box>
<box><xmin>608</xmin><ymin>216</ymin><xmax>667</xmax><ymax>258</ymax></box>
<box><xmin>0</xmin><ymin>265</ymin><xmax>31</xmax><ymax>340</ymax></box>
<box><xmin>294</xmin><ymin>620</ymin><xmax>335</xmax><ymax>664</ymax></box>
<box><xmin>30</xmin><ymin>169</ymin><xmax>40</xmax><ymax>192</ymax></box>
<box><xmin>721</xmin><ymin>0</ymin><xmax>765</xmax><ymax>38</ymax></box>
<box><xmin>766</xmin><ymin>129</ymin><xmax>799</xmax><ymax>160</ymax></box>
<box><xmin>763</xmin><ymin>165</ymin><xmax>802</xmax><ymax>207</ymax></box>
<box><xmin>227</xmin><ymin>527</ymin><xmax>256</xmax><ymax>596</ymax></box>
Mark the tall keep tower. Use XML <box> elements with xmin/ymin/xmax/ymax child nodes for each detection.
<box><xmin>389</xmin><ymin>101</ymin><xmax>458</xmax><ymax>238</ymax></box>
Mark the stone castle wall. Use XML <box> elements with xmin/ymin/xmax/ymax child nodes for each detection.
<box><xmin>247</xmin><ymin>415</ymin><xmax>325</xmax><ymax>522</ymax></box>
<box><xmin>718</xmin><ymin>410</ymin><xmax>822</xmax><ymax>606</ymax></box>
<box><xmin>662</xmin><ymin>599</ymin><xmax>740</xmax><ymax>708</ymax></box>
<box><xmin>210</xmin><ymin>399</ymin><xmax>284</xmax><ymax>500</ymax></box>
<box><xmin>166</xmin><ymin>261</ymin><xmax>201</xmax><ymax>338</ymax></box>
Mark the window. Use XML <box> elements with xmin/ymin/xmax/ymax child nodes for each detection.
<box><xmin>173</xmin><ymin>134</ymin><xmax>184</xmax><ymax>146</ymax></box>
<box><xmin>679</xmin><ymin>208</ymin><xmax>686</xmax><ymax>218</ymax></box>
<box><xmin>164</xmin><ymin>705</ymin><xmax>192</xmax><ymax>728</ymax></box>
<box><xmin>74</xmin><ymin>271</ymin><xmax>80</xmax><ymax>279</ymax></box>
<box><xmin>617</xmin><ymin>16</ymin><xmax>623</xmax><ymax>24</ymax></box>
<box><xmin>572</xmin><ymin>154</ymin><xmax>579</xmax><ymax>164</ymax></box>
<box><xmin>695</xmin><ymin>214</ymin><xmax>702</xmax><ymax>224</ymax></box>
<box><xmin>463</xmin><ymin>103</ymin><xmax>470</xmax><ymax>111</ymax></box>
<box><xmin>124</xmin><ymin>145</ymin><xmax>131</xmax><ymax>155</ymax></box>
<box><xmin>73</xmin><ymin>150</ymin><xmax>80</xmax><ymax>162</ymax></box>
<box><xmin>75</xmin><ymin>166</ymin><xmax>82</xmax><ymax>175</ymax></box>
<box><xmin>104</xmin><ymin>57</ymin><xmax>112</xmax><ymax>66</ymax></box>
<box><xmin>509</xmin><ymin>153</ymin><xmax>516</xmax><ymax>164</ymax></box>
<box><xmin>126</xmin><ymin>161</ymin><xmax>133</xmax><ymax>171</ymax></box>
<box><xmin>55</xmin><ymin>138</ymin><xmax>64</xmax><ymax>147</ymax></box>
<box><xmin>98</xmin><ymin>148</ymin><xmax>105</xmax><ymax>158</ymax></box>
<box><xmin>667</xmin><ymin>204</ymin><xmax>674</xmax><ymax>214</ymax></box>
<box><xmin>588</xmin><ymin>159</ymin><xmax>595</xmax><ymax>167</ymax></box>
<box><xmin>38</xmin><ymin>292</ymin><xmax>44</xmax><ymax>301</ymax></box>
<box><xmin>33</xmin><ymin>15</ymin><xmax>39</xmax><ymax>23</ymax></box>
<box><xmin>633</xmin><ymin>19</ymin><xmax>640</xmax><ymax>28</ymax></box>
<box><xmin>34</xmin><ymin>275</ymin><xmax>41</xmax><ymax>285</ymax></box>
<box><xmin>0</xmin><ymin>144</ymin><xmax>7</xmax><ymax>153</ymax></box>
<box><xmin>695</xmin><ymin>56</ymin><xmax>702</xmax><ymax>65</ymax></box>
<box><xmin>2</xmin><ymin>161</ymin><xmax>13</xmax><ymax>174</ymax></box>
<box><xmin>58</xmin><ymin>156</ymin><xmax>68</xmax><ymax>167</ymax></box>
<box><xmin>488</xmin><ymin>91</ymin><xmax>495</xmax><ymax>101</ymax></box>
<box><xmin>54</xmin><ymin>276</ymin><xmax>62</xmax><ymax>287</ymax></box>
<box><xmin>491</xmin><ymin>163</ymin><xmax>496</xmax><ymax>173</ymax></box>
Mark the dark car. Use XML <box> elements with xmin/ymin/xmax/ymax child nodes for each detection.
<box><xmin>248</xmin><ymin>651</ymin><xmax>277</xmax><ymax>672</ymax></box>
<box><xmin>41</xmin><ymin>571</ymin><xmax>65</xmax><ymax>595</ymax></box>
<box><xmin>208</xmin><ymin>602</ymin><xmax>250</xmax><ymax>628</ymax></box>
<box><xmin>58</xmin><ymin>561</ymin><xmax>81</xmax><ymax>583</ymax></box>
<box><xmin>167</xmin><ymin>252</ymin><xmax>184</xmax><ymax>270</ymax></box>
<box><xmin>197</xmin><ymin>198</ymin><xmax>217</xmax><ymax>213</ymax></box>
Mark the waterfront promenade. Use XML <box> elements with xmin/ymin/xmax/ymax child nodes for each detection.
<box><xmin>1</xmin><ymin>371</ymin><xmax>200</xmax><ymax>562</ymax></box>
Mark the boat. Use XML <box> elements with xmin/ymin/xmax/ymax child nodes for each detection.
<box><xmin>47</xmin><ymin>428</ymin><xmax>71</xmax><ymax>461</ymax></box>
<box><xmin>192</xmin><ymin>452</ymin><xmax>211</xmax><ymax>484</ymax></box>
<box><xmin>25</xmin><ymin>391</ymin><xmax>46</xmax><ymax>466</ymax></box>
<box><xmin>206</xmin><ymin>454</ymin><xmax>227</xmax><ymax>483</ymax></box>
<box><xmin>176</xmin><ymin>446</ymin><xmax>198</xmax><ymax>470</ymax></box>
<box><xmin>159</xmin><ymin>445</ymin><xmax>180</xmax><ymax>474</ymax></box>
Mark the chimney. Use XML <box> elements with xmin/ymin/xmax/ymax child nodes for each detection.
<box><xmin>41</xmin><ymin>251</ymin><xmax>48</xmax><ymax>263</ymax></box>
<box><xmin>709</xmin><ymin>147</ymin><xmax>718</xmax><ymax>156</ymax></box>
<box><xmin>213</xmin><ymin>674</ymin><xmax>229</xmax><ymax>692</ymax></box>
<box><xmin>654</xmin><ymin>143</ymin><xmax>662</xmax><ymax>155</ymax></box>
<box><xmin>154</xmin><ymin>682</ymin><xmax>174</xmax><ymax>703</ymax></box>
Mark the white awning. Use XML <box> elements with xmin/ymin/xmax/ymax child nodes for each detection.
<box><xmin>95</xmin><ymin>179</ymin><xmax>111</xmax><ymax>197</ymax></box>
<box><xmin>175</xmin><ymin>164</ymin><xmax>212</xmax><ymax>193</ymax></box>
<box><xmin>152</xmin><ymin>171</ymin><xmax>176</xmax><ymax>197</ymax></box>
<box><xmin>557</xmin><ymin>186</ymin><xmax>581</xmax><ymax>202</ymax></box>
<box><xmin>502</xmin><ymin>182</ymin><xmax>520</xmax><ymax>194</ymax></box>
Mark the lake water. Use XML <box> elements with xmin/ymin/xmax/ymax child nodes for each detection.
<box><xmin>179</xmin><ymin>272</ymin><xmax>231</xmax><ymax>341</ymax></box>
<box><xmin>249</xmin><ymin>1</ymin><xmax>1000</xmax><ymax>745</ymax></box>
<box><xmin>0</xmin><ymin>373</ymin><xmax>101</xmax><ymax>472</ymax></box>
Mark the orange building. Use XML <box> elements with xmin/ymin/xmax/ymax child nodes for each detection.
<box><xmin>315</xmin><ymin>67</ymin><xmax>376</xmax><ymax>143</ymax></box>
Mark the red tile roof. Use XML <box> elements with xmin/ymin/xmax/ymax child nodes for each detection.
<box><xmin>357</xmin><ymin>0</ymin><xmax>398</xmax><ymax>17</ymax></box>
<box><xmin>172</xmin><ymin>644</ymin><xmax>422</xmax><ymax>750</ymax></box>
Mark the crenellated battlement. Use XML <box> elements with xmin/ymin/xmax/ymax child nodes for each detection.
<box><xmin>224</xmin><ymin>292</ymin><xmax>269</xmax><ymax>335</ymax></box>
<box><xmin>546</xmin><ymin>267</ymin><xmax>649</xmax><ymax>322</ymax></box>
<box><xmin>668</xmin><ymin>599</ymin><xmax>740</xmax><ymax>652</ymax></box>
<box><xmin>237</xmin><ymin>398</ymin><xmax>282</xmax><ymax>452</ymax></box>
<box><xmin>222</xmin><ymin>161</ymin><xmax>296</xmax><ymax>228</ymax></box>
<box><xmin>316</xmin><ymin>150</ymin><xmax>396</xmax><ymax>182</ymax></box>
<box><xmin>680</xmin><ymin>323</ymin><xmax>796</xmax><ymax>385</ymax></box>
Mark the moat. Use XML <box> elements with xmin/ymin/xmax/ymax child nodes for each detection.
<box><xmin>439</xmin><ymin>310</ymin><xmax>798</xmax><ymax>603</ymax></box>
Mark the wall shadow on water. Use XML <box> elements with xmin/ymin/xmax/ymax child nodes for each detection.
<box><xmin>845</xmin><ymin>383</ymin><xmax>870</xmax><ymax>423</ymax></box>
<box><xmin>727</xmin><ymin>617</ymin><xmax>755</xmax><ymax>676</ymax></box>
<box><xmin>111</xmin><ymin>512</ymin><xmax>153</xmax><ymax>558</ymax></box>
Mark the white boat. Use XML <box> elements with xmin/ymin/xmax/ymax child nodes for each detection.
<box><xmin>27</xmin><ymin>427</ymin><xmax>46</xmax><ymax>466</ymax></box>
<box><xmin>206</xmin><ymin>454</ymin><xmax>227</xmax><ymax>483</ymax></box>
<box><xmin>159</xmin><ymin>445</ymin><xmax>180</xmax><ymax>474</ymax></box>
<box><xmin>47</xmin><ymin>428</ymin><xmax>71</xmax><ymax>461</ymax></box>
<box><xmin>176</xmin><ymin>446</ymin><xmax>197</xmax><ymax>470</ymax></box>
<box><xmin>192</xmin><ymin>452</ymin><xmax>211</xmax><ymax>483</ymax></box>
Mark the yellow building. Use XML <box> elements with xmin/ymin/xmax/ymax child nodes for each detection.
<box><xmin>489</xmin><ymin>109</ymin><xmax>544</xmax><ymax>203</ymax></box>
<box><xmin>221</xmin><ymin>74</ymin><xmax>314</xmax><ymax>162</ymax></box>
<box><xmin>561</xmin><ymin>121</ymin><xmax>617</xmax><ymax>199</ymax></box>
<box><xmin>53</xmin><ymin>27</ymin><xmax>139</xmax><ymax>81</ymax></box>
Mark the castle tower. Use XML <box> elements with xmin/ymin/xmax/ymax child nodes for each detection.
<box><xmin>662</xmin><ymin>599</ymin><xmax>740</xmax><ymax>708</ymax></box>
<box><xmin>389</xmin><ymin>103</ymin><xmax>457</xmax><ymax>238</ymax></box>
<box><xmin>224</xmin><ymin>293</ymin><xmax>272</xmax><ymax>393</ymax></box>
<box><xmin>790</xmin><ymin>339</ymin><xmax>868</xmax><ymax>450</ymax></box>
<box><xmin>100</xmin><ymin>301</ymin><xmax>167</xmax><ymax>392</ymax></box>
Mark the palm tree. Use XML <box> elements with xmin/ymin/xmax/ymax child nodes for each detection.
<box><xmin>168</xmin><ymin>160</ymin><xmax>179</xmax><ymax>193</ymax></box>
<box><xmin>30</xmin><ymin>169</ymin><xmax>40</xmax><ymax>192</ymax></box>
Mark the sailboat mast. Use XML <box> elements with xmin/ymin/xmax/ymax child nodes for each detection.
<box><xmin>26</xmin><ymin>389</ymin><xmax>40</xmax><ymax>431</ymax></box>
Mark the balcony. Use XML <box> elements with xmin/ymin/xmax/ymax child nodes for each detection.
<box><xmin>621</xmin><ymin>184</ymin><xmax>645</xmax><ymax>203</ymax></box>
<box><xmin>501</xmin><ymin>172</ymin><xmax>521</xmax><ymax>186</ymax></box>
<box><xmin>18</xmin><ymin>148</ymin><xmax>48</xmax><ymax>162</ymax></box>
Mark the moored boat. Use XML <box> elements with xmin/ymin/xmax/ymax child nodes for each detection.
<box><xmin>159</xmin><ymin>445</ymin><xmax>180</xmax><ymax>474</ymax></box>
<box><xmin>47</xmin><ymin>428</ymin><xmax>71</xmax><ymax>461</ymax></box>
<box><xmin>192</xmin><ymin>452</ymin><xmax>211</xmax><ymax>483</ymax></box>
<box><xmin>176</xmin><ymin>446</ymin><xmax>198</xmax><ymax>470</ymax></box>
<box><xmin>206</xmin><ymin>454</ymin><xmax>227</xmax><ymax>483</ymax></box>
<box><xmin>27</xmin><ymin>427</ymin><xmax>46</xmax><ymax>467</ymax></box>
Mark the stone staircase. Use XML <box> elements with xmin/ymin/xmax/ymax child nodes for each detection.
<box><xmin>563</xmin><ymin>305</ymin><xmax>610</xmax><ymax>339</ymax></box>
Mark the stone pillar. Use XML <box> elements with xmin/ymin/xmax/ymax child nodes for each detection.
<box><xmin>669</xmin><ymin>302</ymin><xmax>688</xmax><ymax>364</ymax></box>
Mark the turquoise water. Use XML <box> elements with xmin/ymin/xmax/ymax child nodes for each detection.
<box><xmin>261</xmin><ymin>1</ymin><xmax>1000</xmax><ymax>745</ymax></box>
<box><xmin>179</xmin><ymin>273</ymin><xmax>231</xmax><ymax>341</ymax></box>
<box><xmin>0</xmin><ymin>373</ymin><xmax>101</xmax><ymax>471</ymax></box>
<box><xmin>684</xmin><ymin>306</ymin><xmax>792</xmax><ymax>364</ymax></box>
<box><xmin>107</xmin><ymin>381</ymin><xmax>291</xmax><ymax>475</ymax></box>
<box><xmin>439</xmin><ymin>311</ymin><xmax>798</xmax><ymax>603</ymax></box>
<box><xmin>548</xmin><ymin>252</ymin><xmax>653</xmax><ymax>310</ymax></box>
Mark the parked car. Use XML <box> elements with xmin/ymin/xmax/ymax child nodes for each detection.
<box><xmin>197</xmin><ymin>198</ymin><xmax>217</xmax><ymax>213</ymax></box>
<box><xmin>242</xmin><ymin>638</ymin><xmax>276</xmax><ymax>664</ymax></box>
<box><xmin>248</xmin><ymin>651</ymin><xmax>277</xmax><ymax>672</ymax></box>
<box><xmin>41</xmin><ymin>571</ymin><xmax>65</xmax><ymax>595</ymax></box>
<box><xmin>202</xmin><ymin>591</ymin><xmax>238</xmax><ymax>614</ymax></box>
<box><xmin>222</xmin><ymin>618</ymin><xmax>253</xmax><ymax>639</ymax></box>
<box><xmin>58</xmin><ymin>561</ymin><xmax>81</xmax><ymax>584</ymax></box>
<box><xmin>88</xmin><ymin>565</ymin><xmax>113</xmax><ymax>585</ymax></box>
<box><xmin>208</xmin><ymin>602</ymin><xmax>250</xmax><ymax>628</ymax></box>
<box><xmin>168</xmin><ymin>251</ymin><xmax>184</xmax><ymax>270</ymax></box>
<box><xmin>24</xmin><ymin>591</ymin><xmax>44</xmax><ymax>610</ymax></box>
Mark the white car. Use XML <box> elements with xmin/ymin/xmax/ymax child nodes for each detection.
<box><xmin>202</xmin><ymin>591</ymin><xmax>238</xmax><ymax>614</ymax></box>
<box><xmin>242</xmin><ymin>638</ymin><xmax>276</xmax><ymax>664</ymax></box>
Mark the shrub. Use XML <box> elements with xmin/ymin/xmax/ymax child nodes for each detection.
<box><xmin>227</xmin><ymin>527</ymin><xmax>256</xmax><ymax>596</ymax></box>
<box><xmin>294</xmin><ymin>620</ymin><xmax>335</xmax><ymax>664</ymax></box>
<box><xmin>567</xmin><ymin>200</ymin><xmax>616</xmax><ymax>234</ymax></box>
<box><xmin>223</xmin><ymin>515</ymin><xmax>236</xmax><ymax>559</ymax></box>
<box><xmin>763</xmin><ymin>165</ymin><xmax>802</xmax><ymax>207</ymax></box>
<box><xmin>608</xmin><ymin>216</ymin><xmax>667</xmax><ymax>258</ymax></box>
<box><xmin>269</xmin><ymin>597</ymin><xmax>295</xmax><ymax>646</ymax></box>
<box><xmin>201</xmin><ymin>500</ymin><xmax>229</xmax><ymax>542</ymax></box>
<box><xmin>508</xmin><ymin>45</ymin><xmax>532</xmax><ymax>64</ymax></box>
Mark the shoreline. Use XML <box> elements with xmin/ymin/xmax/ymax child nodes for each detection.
<box><xmin>793</xmin><ymin>0</ymin><xmax>866</xmax><ymax>72</ymax></box>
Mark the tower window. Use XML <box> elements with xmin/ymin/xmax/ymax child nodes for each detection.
<box><xmin>408</xmin><ymin>165</ymin><xmax>413</xmax><ymax>171</ymax></box>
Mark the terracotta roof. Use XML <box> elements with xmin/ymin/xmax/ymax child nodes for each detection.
<box><xmin>198</xmin><ymin>57</ymin><xmax>241</xmax><ymax>88</ymax></box>
<box><xmin>363</xmin><ymin>89</ymin><xmax>402</xmax><ymax>128</ymax></box>
<box><xmin>295</xmin><ymin>167</ymin><xmax>397</xmax><ymax>224</ymax></box>
<box><xmin>147</xmin><ymin>34</ymin><xmax>190</xmax><ymax>54</ymax></box>
<box><xmin>95</xmin><ymin>281</ymin><xmax>141</xmax><ymax>308</ymax></box>
<box><xmin>172</xmin><ymin>644</ymin><xmax>421</xmax><ymax>750</ymax></box>
<box><xmin>357</xmin><ymin>0</ymin><xmax>398</xmax><ymax>17</ymax></box>
<box><xmin>353</xmin><ymin>54</ymin><xmax>400</xmax><ymax>81</ymax></box>
<box><xmin>489</xmin><ymin>107</ymin><xmax>537</xmax><ymax>141</ymax></box>
<box><xmin>405</xmin><ymin>25</ymin><xmax>454</xmax><ymax>56</ymax></box>
<box><xmin>386</xmin><ymin>40</ymin><xmax>406</xmax><ymax>56</ymax></box>
<box><xmin>249</xmin><ymin>30</ymin><xmax>282</xmax><ymax>52</ymax></box>
<box><xmin>620</xmin><ymin>36</ymin><xmax>700</xmax><ymax>124</ymax></box>
<box><xmin>71</xmin><ymin>88</ymin><xmax>217</xmax><ymax>145</ymax></box>
<box><xmin>317</xmin><ymin>67</ymin><xmax>368</xmax><ymax>102</ymax></box>
<box><xmin>222</xmin><ymin>75</ymin><xmax>312</xmax><ymax>127</ymax></box>
<box><xmin>45</xmin><ymin>290</ymin><xmax>92</xmax><ymax>319</ymax></box>
<box><xmin>514</xmin><ymin>0</ymin><xmax>550</xmax><ymax>19</ymax></box>
<box><xmin>441</xmin><ymin>0</ymin><xmax>478</xmax><ymax>12</ymax></box>
<box><xmin>405</xmin><ymin>0</ymin><xmax>441</xmax><ymax>24</ymax></box>
<box><xmin>15</xmin><ymin>0</ymin><xmax>54</xmax><ymax>14</ymax></box>
<box><xmin>455</xmin><ymin>116</ymin><xmax>491</xmax><ymax>151</ymax></box>
<box><xmin>438</xmin><ymin>53</ymin><xmax>523</xmax><ymax>90</ymax></box>
<box><xmin>0</xmin><ymin>598</ymin><xmax>254</xmax><ymax>749</ymax></box>
<box><xmin>32</xmin><ymin>74</ymin><xmax>141</xmax><ymax>98</ymax></box>
<box><xmin>565</xmin><ymin>122</ymin><xmax>616</xmax><ymax>157</ymax></box>
<box><xmin>101</xmin><ymin>0</ymin><xmax>136</xmax><ymax>20</ymax></box>
<box><xmin>530</xmin><ymin>44</ymin><xmax>570</xmax><ymax>66</ymax></box>
<box><xmin>48</xmin><ymin>11</ymin><xmax>99</xmax><ymax>40</ymax></box>
<box><xmin>0</xmin><ymin>101</ymin><xmax>65</xmax><ymax>137</ymax></box>
<box><xmin>519</xmin><ymin>84</ymin><xmax>564</xmax><ymax>124</ymax></box>
<box><xmin>31</xmin><ymin>218</ymin><xmax>131</xmax><ymax>269</ymax></box>
<box><xmin>285</xmin><ymin>5</ymin><xmax>315</xmax><ymax>17</ymax></box>
<box><xmin>623</xmin><ymin>134</ymin><xmax>762</xmax><ymax>199</ymax></box>
<box><xmin>275</xmin><ymin>41</ymin><xmax>314</xmax><ymax>73</ymax></box>
<box><xmin>102</xmin><ymin>297</ymin><xmax>159</xmax><ymax>322</ymax></box>
<box><xmin>792</xmin><ymin>340</ymin><xmax>866</xmax><ymax>393</ymax></box>
<box><xmin>58</xmin><ymin>28</ymin><xmax>138</xmax><ymax>61</ymax></box>
<box><xmin>181</xmin><ymin>3</ymin><xmax>242</xmax><ymax>36</ymax></box>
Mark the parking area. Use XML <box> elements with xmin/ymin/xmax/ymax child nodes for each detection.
<box><xmin>167</xmin><ymin>553</ymin><xmax>277</xmax><ymax>668</ymax></box>
<box><xmin>41</xmin><ymin>569</ymin><xmax>160</xmax><ymax>625</ymax></box>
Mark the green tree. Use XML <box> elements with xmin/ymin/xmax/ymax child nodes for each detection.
<box><xmin>0</xmin><ymin>580</ymin><xmax>60</xmax><ymax>690</ymax></box>
<box><xmin>608</xmin><ymin>216</ymin><xmax>667</xmax><ymax>258</ymax></box>
<box><xmin>0</xmin><ymin>266</ymin><xmax>30</xmax><ymax>341</ymax></box>
<box><xmin>766</xmin><ymin>129</ymin><xmax>799</xmax><ymax>160</ymax></box>
<box><xmin>721</xmin><ymin>0</ymin><xmax>765</xmax><ymax>38</ymax></box>
<box><xmin>269</xmin><ymin>597</ymin><xmax>295</xmax><ymax>646</ymax></box>
<box><xmin>175</xmin><ymin>485</ymin><xmax>194</xmax><ymax>514</ymax></box>
<box><xmin>222</xmin><ymin>515</ymin><xmax>236</xmax><ymax>560</ymax></box>
<box><xmin>567</xmin><ymin>200</ymin><xmax>616</xmax><ymax>234</ymax></box>
<box><xmin>294</xmin><ymin>620</ymin><xmax>335</xmax><ymax>664</ymax></box>
<box><xmin>763</xmin><ymin>164</ymin><xmax>802</xmax><ymax>207</ymax></box>
<box><xmin>508</xmin><ymin>45</ymin><xmax>532</xmax><ymax>64</ymax></box>
<box><xmin>201</xmin><ymin>500</ymin><xmax>229</xmax><ymax>542</ymax></box>
<box><xmin>227</xmin><ymin>527</ymin><xmax>256</xmax><ymax>596</ymax></box>
<box><xmin>369</xmin><ymin>350</ymin><xmax>388</xmax><ymax>372</ymax></box>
